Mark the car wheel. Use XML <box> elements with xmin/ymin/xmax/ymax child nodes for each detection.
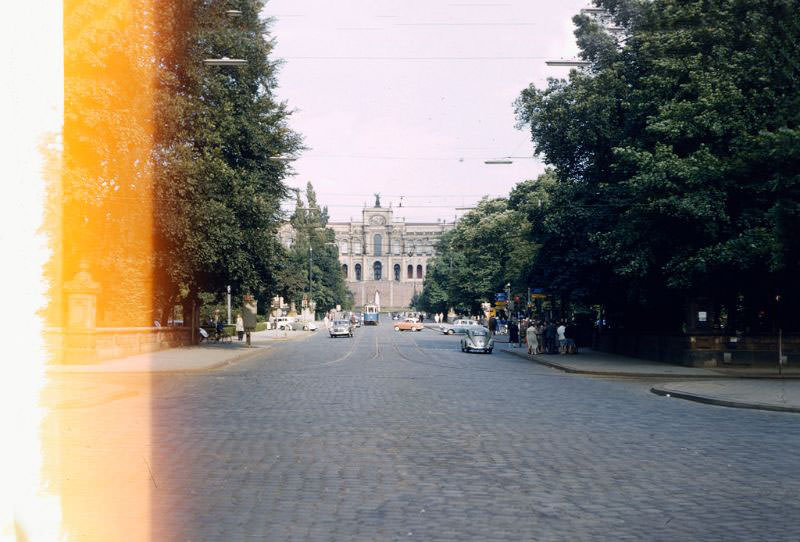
<box><xmin>488</xmin><ymin>349</ymin><xmax>493</xmax><ymax>354</ymax></box>
<box><xmin>447</xmin><ymin>329</ymin><xmax>454</xmax><ymax>335</ymax></box>
<box><xmin>394</xmin><ymin>326</ymin><xmax>400</xmax><ymax>331</ymax></box>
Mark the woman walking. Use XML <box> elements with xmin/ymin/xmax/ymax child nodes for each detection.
<box><xmin>527</xmin><ymin>321</ymin><xmax>539</xmax><ymax>356</ymax></box>
<box><xmin>235</xmin><ymin>313</ymin><xmax>245</xmax><ymax>341</ymax></box>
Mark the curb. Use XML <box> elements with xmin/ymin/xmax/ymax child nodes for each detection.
<box><xmin>650</xmin><ymin>385</ymin><xmax>800</xmax><ymax>414</ymax></box>
<box><xmin>499</xmin><ymin>347</ymin><xmax>737</xmax><ymax>379</ymax></box>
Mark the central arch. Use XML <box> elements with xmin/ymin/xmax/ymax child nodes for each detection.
<box><xmin>373</xmin><ymin>261</ymin><xmax>382</xmax><ymax>280</ymax></box>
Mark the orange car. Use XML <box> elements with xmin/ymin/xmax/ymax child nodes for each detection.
<box><xmin>394</xmin><ymin>318</ymin><xmax>424</xmax><ymax>332</ymax></box>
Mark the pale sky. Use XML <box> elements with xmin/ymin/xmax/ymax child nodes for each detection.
<box><xmin>264</xmin><ymin>0</ymin><xmax>589</xmax><ymax>222</ymax></box>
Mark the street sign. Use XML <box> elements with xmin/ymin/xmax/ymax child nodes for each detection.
<box><xmin>530</xmin><ymin>288</ymin><xmax>547</xmax><ymax>300</ymax></box>
<box><xmin>495</xmin><ymin>301</ymin><xmax>508</xmax><ymax>308</ymax></box>
<box><xmin>495</xmin><ymin>292</ymin><xmax>508</xmax><ymax>302</ymax></box>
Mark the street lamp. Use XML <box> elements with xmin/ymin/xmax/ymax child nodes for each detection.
<box><xmin>544</xmin><ymin>59</ymin><xmax>591</xmax><ymax>67</ymax></box>
<box><xmin>203</xmin><ymin>56</ymin><xmax>248</xmax><ymax>66</ymax></box>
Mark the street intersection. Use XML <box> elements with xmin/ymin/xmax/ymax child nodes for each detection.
<box><xmin>51</xmin><ymin>324</ymin><xmax>800</xmax><ymax>541</ymax></box>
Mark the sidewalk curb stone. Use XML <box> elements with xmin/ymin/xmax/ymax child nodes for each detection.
<box><xmin>651</xmin><ymin>385</ymin><xmax>800</xmax><ymax>414</ymax></box>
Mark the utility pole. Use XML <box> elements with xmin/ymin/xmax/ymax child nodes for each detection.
<box><xmin>226</xmin><ymin>284</ymin><xmax>231</xmax><ymax>325</ymax></box>
<box><xmin>309</xmin><ymin>246</ymin><xmax>313</xmax><ymax>304</ymax></box>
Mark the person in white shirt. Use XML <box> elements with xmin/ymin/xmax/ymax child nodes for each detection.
<box><xmin>557</xmin><ymin>323</ymin><xmax>567</xmax><ymax>354</ymax></box>
<box><xmin>235</xmin><ymin>313</ymin><xmax>245</xmax><ymax>341</ymax></box>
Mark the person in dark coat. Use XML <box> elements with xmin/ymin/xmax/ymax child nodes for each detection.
<box><xmin>509</xmin><ymin>320</ymin><xmax>519</xmax><ymax>345</ymax></box>
<box><xmin>544</xmin><ymin>321</ymin><xmax>557</xmax><ymax>354</ymax></box>
<box><xmin>488</xmin><ymin>316</ymin><xmax>497</xmax><ymax>335</ymax></box>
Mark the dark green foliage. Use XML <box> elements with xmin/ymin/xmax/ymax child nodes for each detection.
<box><xmin>514</xmin><ymin>0</ymin><xmax>800</xmax><ymax>332</ymax></box>
<box><xmin>417</xmin><ymin>197</ymin><xmax>536</xmax><ymax>315</ymax></box>
<box><xmin>153</xmin><ymin>1</ymin><xmax>301</xmax><ymax>318</ymax></box>
<box><xmin>275</xmin><ymin>183</ymin><xmax>352</xmax><ymax>314</ymax></box>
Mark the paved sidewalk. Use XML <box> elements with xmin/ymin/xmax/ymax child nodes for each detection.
<box><xmin>652</xmin><ymin>380</ymin><xmax>800</xmax><ymax>413</ymax></box>
<box><xmin>500</xmin><ymin>345</ymin><xmax>722</xmax><ymax>377</ymax></box>
<box><xmin>47</xmin><ymin>327</ymin><xmax>316</xmax><ymax>374</ymax></box>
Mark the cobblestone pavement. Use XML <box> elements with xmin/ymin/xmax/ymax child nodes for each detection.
<box><xmin>51</xmin><ymin>324</ymin><xmax>800</xmax><ymax>541</ymax></box>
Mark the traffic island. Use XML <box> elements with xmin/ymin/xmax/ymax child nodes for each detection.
<box><xmin>651</xmin><ymin>380</ymin><xmax>800</xmax><ymax>413</ymax></box>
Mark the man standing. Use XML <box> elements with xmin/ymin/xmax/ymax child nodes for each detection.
<box><xmin>544</xmin><ymin>321</ymin><xmax>556</xmax><ymax>354</ymax></box>
<box><xmin>509</xmin><ymin>320</ymin><xmax>519</xmax><ymax>346</ymax></box>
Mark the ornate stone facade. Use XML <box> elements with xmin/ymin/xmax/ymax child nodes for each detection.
<box><xmin>329</xmin><ymin>204</ymin><xmax>454</xmax><ymax>310</ymax></box>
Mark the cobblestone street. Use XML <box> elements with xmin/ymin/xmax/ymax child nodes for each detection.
<box><xmin>52</xmin><ymin>325</ymin><xmax>800</xmax><ymax>541</ymax></box>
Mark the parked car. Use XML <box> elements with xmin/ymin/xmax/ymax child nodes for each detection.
<box><xmin>301</xmin><ymin>321</ymin><xmax>318</xmax><ymax>331</ymax></box>
<box><xmin>460</xmin><ymin>327</ymin><xmax>494</xmax><ymax>354</ymax></box>
<box><xmin>329</xmin><ymin>319</ymin><xmax>354</xmax><ymax>338</ymax></box>
<box><xmin>440</xmin><ymin>319</ymin><xmax>480</xmax><ymax>335</ymax></box>
<box><xmin>273</xmin><ymin>316</ymin><xmax>295</xmax><ymax>330</ymax></box>
<box><xmin>394</xmin><ymin>318</ymin><xmax>424</xmax><ymax>332</ymax></box>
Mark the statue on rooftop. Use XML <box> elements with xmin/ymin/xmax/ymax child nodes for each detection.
<box><xmin>374</xmin><ymin>193</ymin><xmax>381</xmax><ymax>207</ymax></box>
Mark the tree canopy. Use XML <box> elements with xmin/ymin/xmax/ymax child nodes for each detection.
<box><xmin>153</xmin><ymin>0</ymin><xmax>301</xmax><ymax>319</ymax></box>
<box><xmin>512</xmin><ymin>0</ymin><xmax>800</xmax><ymax>332</ymax></box>
<box><xmin>417</xmin><ymin>196</ymin><xmax>536</xmax><ymax>315</ymax></box>
<box><xmin>276</xmin><ymin>183</ymin><xmax>352</xmax><ymax>314</ymax></box>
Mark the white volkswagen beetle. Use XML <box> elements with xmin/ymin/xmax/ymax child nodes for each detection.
<box><xmin>460</xmin><ymin>327</ymin><xmax>494</xmax><ymax>354</ymax></box>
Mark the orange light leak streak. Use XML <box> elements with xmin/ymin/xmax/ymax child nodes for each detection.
<box><xmin>42</xmin><ymin>0</ymin><xmax>156</xmax><ymax>539</ymax></box>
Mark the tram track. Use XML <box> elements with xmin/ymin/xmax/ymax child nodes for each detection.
<box><xmin>391</xmin><ymin>328</ymin><xmax>534</xmax><ymax>374</ymax></box>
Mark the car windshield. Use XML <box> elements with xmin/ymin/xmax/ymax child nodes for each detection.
<box><xmin>334</xmin><ymin>321</ymin><xmax>348</xmax><ymax>326</ymax></box>
<box><xmin>470</xmin><ymin>329</ymin><xmax>488</xmax><ymax>336</ymax></box>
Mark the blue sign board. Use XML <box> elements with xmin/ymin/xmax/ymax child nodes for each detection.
<box><xmin>495</xmin><ymin>292</ymin><xmax>508</xmax><ymax>302</ymax></box>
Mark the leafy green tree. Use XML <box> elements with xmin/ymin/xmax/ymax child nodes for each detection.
<box><xmin>515</xmin><ymin>0</ymin><xmax>800</xmax><ymax>332</ymax></box>
<box><xmin>418</xmin><ymin>197</ymin><xmax>536</xmax><ymax>315</ymax></box>
<box><xmin>153</xmin><ymin>0</ymin><xmax>301</xmax><ymax>322</ymax></box>
<box><xmin>276</xmin><ymin>183</ymin><xmax>352</xmax><ymax>314</ymax></box>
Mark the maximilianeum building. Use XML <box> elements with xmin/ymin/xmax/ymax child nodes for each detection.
<box><xmin>279</xmin><ymin>198</ymin><xmax>454</xmax><ymax>311</ymax></box>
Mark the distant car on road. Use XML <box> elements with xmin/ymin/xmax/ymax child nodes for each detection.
<box><xmin>460</xmin><ymin>327</ymin><xmax>494</xmax><ymax>354</ymax></box>
<box><xmin>329</xmin><ymin>320</ymin><xmax>354</xmax><ymax>338</ymax></box>
<box><xmin>394</xmin><ymin>318</ymin><xmax>424</xmax><ymax>332</ymax></box>
<box><xmin>439</xmin><ymin>319</ymin><xmax>480</xmax><ymax>335</ymax></box>
<box><xmin>273</xmin><ymin>316</ymin><xmax>295</xmax><ymax>331</ymax></box>
<box><xmin>301</xmin><ymin>321</ymin><xmax>318</xmax><ymax>331</ymax></box>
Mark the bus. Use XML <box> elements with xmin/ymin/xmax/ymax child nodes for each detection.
<box><xmin>363</xmin><ymin>304</ymin><xmax>380</xmax><ymax>325</ymax></box>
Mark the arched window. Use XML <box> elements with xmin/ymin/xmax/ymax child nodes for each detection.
<box><xmin>417</xmin><ymin>264</ymin><xmax>423</xmax><ymax>279</ymax></box>
<box><xmin>341</xmin><ymin>264</ymin><xmax>348</xmax><ymax>279</ymax></box>
<box><xmin>373</xmin><ymin>234</ymin><xmax>382</xmax><ymax>256</ymax></box>
<box><xmin>373</xmin><ymin>261</ymin><xmax>382</xmax><ymax>280</ymax></box>
<box><xmin>355</xmin><ymin>264</ymin><xmax>362</xmax><ymax>281</ymax></box>
<box><xmin>393</xmin><ymin>264</ymin><xmax>401</xmax><ymax>281</ymax></box>
<box><xmin>340</xmin><ymin>241</ymin><xmax>349</xmax><ymax>254</ymax></box>
<box><xmin>407</xmin><ymin>264</ymin><xmax>413</xmax><ymax>279</ymax></box>
<box><xmin>354</xmin><ymin>241</ymin><xmax>362</xmax><ymax>255</ymax></box>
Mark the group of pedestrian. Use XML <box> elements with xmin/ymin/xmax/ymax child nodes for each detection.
<box><xmin>200</xmin><ymin>312</ymin><xmax>246</xmax><ymax>342</ymax></box>
<box><xmin>519</xmin><ymin>319</ymin><xmax>578</xmax><ymax>355</ymax></box>
<box><xmin>433</xmin><ymin>312</ymin><xmax>447</xmax><ymax>324</ymax></box>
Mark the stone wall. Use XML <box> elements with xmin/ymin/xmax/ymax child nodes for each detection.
<box><xmin>596</xmin><ymin>332</ymin><xmax>800</xmax><ymax>367</ymax></box>
<box><xmin>48</xmin><ymin>326</ymin><xmax>192</xmax><ymax>364</ymax></box>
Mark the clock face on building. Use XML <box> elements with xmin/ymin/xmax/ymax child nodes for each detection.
<box><xmin>370</xmin><ymin>215</ymin><xmax>386</xmax><ymax>226</ymax></box>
